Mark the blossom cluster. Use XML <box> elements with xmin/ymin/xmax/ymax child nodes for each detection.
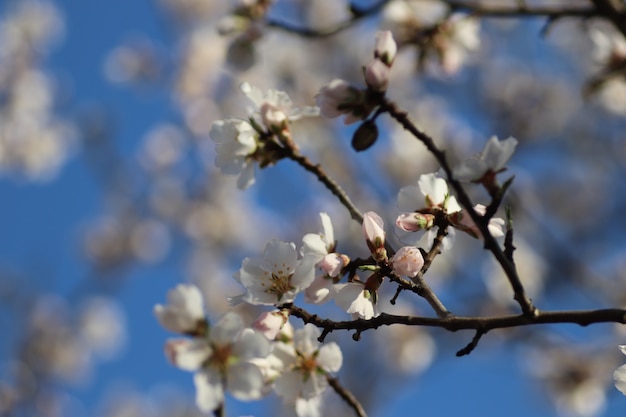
<box><xmin>155</xmin><ymin>284</ymin><xmax>342</xmax><ymax>416</ymax></box>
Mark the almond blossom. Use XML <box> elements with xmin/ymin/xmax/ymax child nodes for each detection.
<box><xmin>209</xmin><ymin>118</ymin><xmax>258</xmax><ymax>189</ymax></box>
<box><xmin>390</xmin><ymin>246</ymin><xmax>424</xmax><ymax>278</ymax></box>
<box><xmin>453</xmin><ymin>136</ymin><xmax>518</xmax><ymax>182</ymax></box>
<box><xmin>315</xmin><ymin>79</ymin><xmax>370</xmax><ymax>124</ymax></box>
<box><xmin>396</xmin><ymin>173</ymin><xmax>461</xmax><ymax>249</ymax></box>
<box><xmin>614</xmin><ymin>345</ymin><xmax>626</xmax><ymax>395</ymax></box>
<box><xmin>302</xmin><ymin>213</ymin><xmax>348</xmax><ymax>305</ymax></box>
<box><xmin>235</xmin><ymin>239</ymin><xmax>316</xmax><ymax>305</ymax></box>
<box><xmin>158</xmin><ymin>299</ymin><xmax>271</xmax><ymax>413</ymax></box>
<box><xmin>154</xmin><ymin>284</ymin><xmax>207</xmax><ymax>335</ymax></box>
<box><xmin>252</xmin><ymin>310</ymin><xmax>288</xmax><ymax>340</ymax></box>
<box><xmin>240</xmin><ymin>82</ymin><xmax>319</xmax><ymax>132</ymax></box>
<box><xmin>274</xmin><ymin>324</ymin><xmax>343</xmax><ymax>405</ymax></box>
<box><xmin>397</xmin><ymin>173</ymin><xmax>462</xmax><ymax>217</ymax></box>
<box><xmin>363</xmin><ymin>211</ymin><xmax>386</xmax><ymax>261</ymax></box>
<box><xmin>449</xmin><ymin>204</ymin><xmax>505</xmax><ymax>239</ymax></box>
<box><xmin>334</xmin><ymin>281</ymin><xmax>379</xmax><ymax>320</ymax></box>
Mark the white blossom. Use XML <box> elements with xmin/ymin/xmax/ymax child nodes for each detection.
<box><xmin>315</xmin><ymin>79</ymin><xmax>369</xmax><ymax>124</ymax></box>
<box><xmin>240</xmin><ymin>82</ymin><xmax>319</xmax><ymax>131</ymax></box>
<box><xmin>614</xmin><ymin>345</ymin><xmax>626</xmax><ymax>395</ymax></box>
<box><xmin>398</xmin><ymin>173</ymin><xmax>461</xmax><ymax>214</ymax></box>
<box><xmin>374</xmin><ymin>30</ymin><xmax>397</xmax><ymax>66</ymax></box>
<box><xmin>453</xmin><ymin>136</ymin><xmax>518</xmax><ymax>182</ymax></box>
<box><xmin>301</xmin><ymin>212</ymin><xmax>335</xmax><ymax>261</ymax></box>
<box><xmin>274</xmin><ymin>324</ymin><xmax>342</xmax><ymax>405</ymax></box>
<box><xmin>440</xmin><ymin>15</ymin><xmax>480</xmax><ymax>75</ymax></box>
<box><xmin>164</xmin><ymin>312</ymin><xmax>271</xmax><ymax>412</ymax></box>
<box><xmin>451</xmin><ymin>204</ymin><xmax>505</xmax><ymax>239</ymax></box>
<box><xmin>334</xmin><ymin>282</ymin><xmax>378</xmax><ymax>319</ymax></box>
<box><xmin>154</xmin><ymin>284</ymin><xmax>206</xmax><ymax>334</ymax></box>
<box><xmin>236</xmin><ymin>239</ymin><xmax>317</xmax><ymax>305</ymax></box>
<box><xmin>209</xmin><ymin>118</ymin><xmax>258</xmax><ymax>189</ymax></box>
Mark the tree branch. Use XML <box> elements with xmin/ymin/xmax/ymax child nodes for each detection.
<box><xmin>287</xmin><ymin>304</ymin><xmax>626</xmax><ymax>339</ymax></box>
<box><xmin>327</xmin><ymin>375</ymin><xmax>368</xmax><ymax>417</ymax></box>
<box><xmin>265</xmin><ymin>1</ymin><xmax>594</xmax><ymax>39</ymax></box>
<box><xmin>284</xmin><ymin>147</ymin><xmax>363</xmax><ymax>223</ymax></box>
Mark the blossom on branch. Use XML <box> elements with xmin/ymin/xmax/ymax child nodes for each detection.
<box><xmin>363</xmin><ymin>211</ymin><xmax>387</xmax><ymax>262</ymax></box>
<box><xmin>364</xmin><ymin>30</ymin><xmax>398</xmax><ymax>92</ymax></box>
<box><xmin>334</xmin><ymin>281</ymin><xmax>379</xmax><ymax>320</ymax></box>
<box><xmin>302</xmin><ymin>213</ymin><xmax>348</xmax><ymax>304</ymax></box>
<box><xmin>158</xmin><ymin>298</ymin><xmax>271</xmax><ymax>414</ymax></box>
<box><xmin>274</xmin><ymin>324</ymin><xmax>343</xmax><ymax>405</ymax></box>
<box><xmin>154</xmin><ymin>284</ymin><xmax>207</xmax><ymax>335</ymax></box>
<box><xmin>315</xmin><ymin>79</ymin><xmax>371</xmax><ymax>125</ymax></box>
<box><xmin>390</xmin><ymin>246</ymin><xmax>424</xmax><ymax>278</ymax></box>
<box><xmin>209</xmin><ymin>118</ymin><xmax>259</xmax><ymax>189</ymax></box>
<box><xmin>449</xmin><ymin>204</ymin><xmax>505</xmax><ymax>239</ymax></box>
<box><xmin>240</xmin><ymin>82</ymin><xmax>319</xmax><ymax>133</ymax></box>
<box><xmin>453</xmin><ymin>136</ymin><xmax>517</xmax><ymax>183</ymax></box>
<box><xmin>235</xmin><ymin>239</ymin><xmax>316</xmax><ymax>305</ymax></box>
<box><xmin>398</xmin><ymin>173</ymin><xmax>461</xmax><ymax>216</ymax></box>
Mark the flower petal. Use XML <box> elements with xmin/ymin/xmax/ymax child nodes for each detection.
<box><xmin>194</xmin><ymin>369</ymin><xmax>224</xmax><ymax>412</ymax></box>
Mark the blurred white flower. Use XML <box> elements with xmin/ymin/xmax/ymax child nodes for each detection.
<box><xmin>454</xmin><ymin>136</ymin><xmax>518</xmax><ymax>182</ymax></box>
<box><xmin>315</xmin><ymin>79</ymin><xmax>369</xmax><ymax>124</ymax></box>
<box><xmin>209</xmin><ymin>118</ymin><xmax>258</xmax><ymax>189</ymax></box>
<box><xmin>450</xmin><ymin>204</ymin><xmax>505</xmax><ymax>239</ymax></box>
<box><xmin>165</xmin><ymin>312</ymin><xmax>271</xmax><ymax>412</ymax></box>
<box><xmin>614</xmin><ymin>345</ymin><xmax>626</xmax><ymax>395</ymax></box>
<box><xmin>154</xmin><ymin>284</ymin><xmax>207</xmax><ymax>335</ymax></box>
<box><xmin>240</xmin><ymin>82</ymin><xmax>319</xmax><ymax>131</ymax></box>
<box><xmin>274</xmin><ymin>324</ymin><xmax>342</xmax><ymax>403</ymax></box>
<box><xmin>439</xmin><ymin>15</ymin><xmax>480</xmax><ymax>75</ymax></box>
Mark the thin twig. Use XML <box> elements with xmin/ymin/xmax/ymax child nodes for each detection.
<box><xmin>284</xmin><ymin>148</ymin><xmax>363</xmax><ymax>223</ymax></box>
<box><xmin>456</xmin><ymin>329</ymin><xmax>486</xmax><ymax>356</ymax></box>
<box><xmin>327</xmin><ymin>375</ymin><xmax>368</xmax><ymax>417</ymax></box>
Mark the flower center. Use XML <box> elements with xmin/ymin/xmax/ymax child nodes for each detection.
<box><xmin>209</xmin><ymin>344</ymin><xmax>233</xmax><ymax>373</ymax></box>
<box><xmin>266</xmin><ymin>271</ymin><xmax>295</xmax><ymax>302</ymax></box>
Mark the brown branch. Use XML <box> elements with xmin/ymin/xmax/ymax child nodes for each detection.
<box><xmin>380</xmin><ymin>98</ymin><xmax>537</xmax><ymax>318</ymax></box>
<box><xmin>444</xmin><ymin>1</ymin><xmax>594</xmax><ymax>18</ymax></box>
<box><xmin>284</xmin><ymin>148</ymin><xmax>363</xmax><ymax>223</ymax></box>
<box><xmin>265</xmin><ymin>1</ymin><xmax>594</xmax><ymax>39</ymax></box>
<box><xmin>327</xmin><ymin>375</ymin><xmax>368</xmax><ymax>417</ymax></box>
<box><xmin>287</xmin><ymin>304</ymin><xmax>626</xmax><ymax>339</ymax></box>
<box><xmin>456</xmin><ymin>329</ymin><xmax>485</xmax><ymax>356</ymax></box>
<box><xmin>591</xmin><ymin>0</ymin><xmax>626</xmax><ymax>38</ymax></box>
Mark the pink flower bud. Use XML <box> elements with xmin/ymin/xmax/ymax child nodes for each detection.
<box><xmin>364</xmin><ymin>59</ymin><xmax>391</xmax><ymax>92</ymax></box>
<box><xmin>260</xmin><ymin>102</ymin><xmax>287</xmax><ymax>130</ymax></box>
<box><xmin>252</xmin><ymin>310</ymin><xmax>288</xmax><ymax>340</ymax></box>
<box><xmin>391</xmin><ymin>246</ymin><xmax>424</xmax><ymax>278</ymax></box>
<box><xmin>396</xmin><ymin>212</ymin><xmax>436</xmax><ymax>232</ymax></box>
<box><xmin>319</xmin><ymin>252</ymin><xmax>349</xmax><ymax>277</ymax></box>
<box><xmin>374</xmin><ymin>30</ymin><xmax>397</xmax><ymax>66</ymax></box>
<box><xmin>363</xmin><ymin>212</ymin><xmax>386</xmax><ymax>260</ymax></box>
